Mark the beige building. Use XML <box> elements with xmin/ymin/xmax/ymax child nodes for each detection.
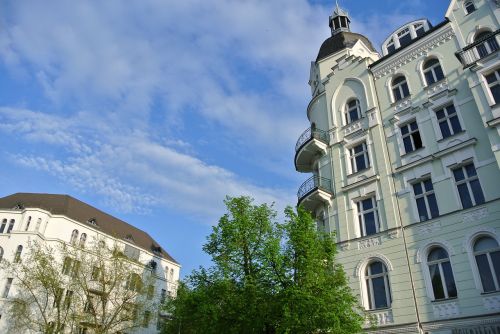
<box><xmin>295</xmin><ymin>1</ymin><xmax>500</xmax><ymax>332</ymax></box>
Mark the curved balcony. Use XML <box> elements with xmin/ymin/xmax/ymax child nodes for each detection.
<box><xmin>456</xmin><ymin>29</ymin><xmax>499</xmax><ymax>68</ymax></box>
<box><xmin>294</xmin><ymin>127</ymin><xmax>329</xmax><ymax>172</ymax></box>
<box><xmin>297</xmin><ymin>175</ymin><xmax>333</xmax><ymax>212</ymax></box>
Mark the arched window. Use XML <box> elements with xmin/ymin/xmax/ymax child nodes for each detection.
<box><xmin>365</xmin><ymin>261</ymin><xmax>391</xmax><ymax>309</ymax></box>
<box><xmin>25</xmin><ymin>216</ymin><xmax>31</xmax><ymax>231</ymax></box>
<box><xmin>423</xmin><ymin>58</ymin><xmax>445</xmax><ymax>85</ymax></box>
<box><xmin>345</xmin><ymin>99</ymin><xmax>361</xmax><ymax>124</ymax></box>
<box><xmin>79</xmin><ymin>233</ymin><xmax>87</xmax><ymax>248</ymax></box>
<box><xmin>0</xmin><ymin>246</ymin><xmax>3</xmax><ymax>262</ymax></box>
<box><xmin>165</xmin><ymin>266</ymin><xmax>169</xmax><ymax>280</ymax></box>
<box><xmin>0</xmin><ymin>219</ymin><xmax>7</xmax><ymax>233</ymax></box>
<box><xmin>391</xmin><ymin>75</ymin><xmax>410</xmax><ymax>101</ymax></box>
<box><xmin>473</xmin><ymin>236</ymin><xmax>500</xmax><ymax>292</ymax></box>
<box><xmin>170</xmin><ymin>269</ymin><xmax>174</xmax><ymax>281</ymax></box>
<box><xmin>6</xmin><ymin>219</ymin><xmax>15</xmax><ymax>234</ymax></box>
<box><xmin>475</xmin><ymin>30</ymin><xmax>499</xmax><ymax>59</ymax></box>
<box><xmin>465</xmin><ymin>1</ymin><xmax>476</xmax><ymax>14</ymax></box>
<box><xmin>35</xmin><ymin>218</ymin><xmax>42</xmax><ymax>232</ymax></box>
<box><xmin>14</xmin><ymin>245</ymin><xmax>23</xmax><ymax>263</ymax></box>
<box><xmin>70</xmin><ymin>229</ymin><xmax>79</xmax><ymax>245</ymax></box>
<box><xmin>427</xmin><ymin>247</ymin><xmax>457</xmax><ymax>300</ymax></box>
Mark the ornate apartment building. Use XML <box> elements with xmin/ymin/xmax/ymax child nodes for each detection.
<box><xmin>0</xmin><ymin>193</ymin><xmax>180</xmax><ymax>333</ymax></box>
<box><xmin>295</xmin><ymin>1</ymin><xmax>500</xmax><ymax>333</ymax></box>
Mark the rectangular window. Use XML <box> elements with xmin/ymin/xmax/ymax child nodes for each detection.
<box><xmin>2</xmin><ymin>278</ymin><xmax>13</xmax><ymax>298</ymax></box>
<box><xmin>400</xmin><ymin>120</ymin><xmax>423</xmax><ymax>153</ymax></box>
<box><xmin>398</xmin><ymin>28</ymin><xmax>412</xmax><ymax>47</ymax></box>
<box><xmin>485</xmin><ymin>69</ymin><xmax>500</xmax><ymax>104</ymax></box>
<box><xmin>62</xmin><ymin>257</ymin><xmax>73</xmax><ymax>276</ymax></box>
<box><xmin>349</xmin><ymin>142</ymin><xmax>370</xmax><ymax>173</ymax></box>
<box><xmin>142</xmin><ymin>311</ymin><xmax>151</xmax><ymax>328</ymax></box>
<box><xmin>6</xmin><ymin>220</ymin><xmax>14</xmax><ymax>234</ymax></box>
<box><xmin>63</xmin><ymin>290</ymin><xmax>73</xmax><ymax>309</ymax></box>
<box><xmin>452</xmin><ymin>162</ymin><xmax>485</xmax><ymax>209</ymax></box>
<box><xmin>415</xmin><ymin>24</ymin><xmax>425</xmax><ymax>37</ymax></box>
<box><xmin>413</xmin><ymin>179</ymin><xmax>439</xmax><ymax>222</ymax></box>
<box><xmin>356</xmin><ymin>197</ymin><xmax>379</xmax><ymax>237</ymax></box>
<box><xmin>436</xmin><ymin>104</ymin><xmax>462</xmax><ymax>138</ymax></box>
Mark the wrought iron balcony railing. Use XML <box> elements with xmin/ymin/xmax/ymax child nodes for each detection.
<box><xmin>456</xmin><ymin>29</ymin><xmax>500</xmax><ymax>68</ymax></box>
<box><xmin>297</xmin><ymin>175</ymin><xmax>333</xmax><ymax>202</ymax></box>
<box><xmin>295</xmin><ymin>127</ymin><xmax>329</xmax><ymax>152</ymax></box>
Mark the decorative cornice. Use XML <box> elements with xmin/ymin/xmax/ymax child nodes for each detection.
<box><xmin>372</xmin><ymin>26</ymin><xmax>455</xmax><ymax>79</ymax></box>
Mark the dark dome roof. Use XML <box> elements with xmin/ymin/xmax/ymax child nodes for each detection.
<box><xmin>316</xmin><ymin>32</ymin><xmax>376</xmax><ymax>61</ymax></box>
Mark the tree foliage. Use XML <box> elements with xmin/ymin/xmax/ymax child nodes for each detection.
<box><xmin>163</xmin><ymin>196</ymin><xmax>365</xmax><ymax>334</ymax></box>
<box><xmin>0</xmin><ymin>239</ymin><xmax>157</xmax><ymax>334</ymax></box>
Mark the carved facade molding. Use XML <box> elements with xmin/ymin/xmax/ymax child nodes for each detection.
<box><xmin>463</xmin><ymin>206</ymin><xmax>489</xmax><ymax>224</ymax></box>
<box><xmin>372</xmin><ymin>26</ymin><xmax>455</xmax><ymax>79</ymax></box>
<box><xmin>432</xmin><ymin>301</ymin><xmax>460</xmax><ymax>319</ymax></box>
<box><xmin>358</xmin><ymin>236</ymin><xmax>382</xmax><ymax>249</ymax></box>
<box><xmin>483</xmin><ymin>294</ymin><xmax>500</xmax><ymax>311</ymax></box>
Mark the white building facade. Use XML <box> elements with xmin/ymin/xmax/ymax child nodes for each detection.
<box><xmin>295</xmin><ymin>1</ymin><xmax>500</xmax><ymax>333</ymax></box>
<box><xmin>0</xmin><ymin>193</ymin><xmax>180</xmax><ymax>333</ymax></box>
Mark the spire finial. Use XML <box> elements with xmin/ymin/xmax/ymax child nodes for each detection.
<box><xmin>329</xmin><ymin>1</ymin><xmax>350</xmax><ymax>36</ymax></box>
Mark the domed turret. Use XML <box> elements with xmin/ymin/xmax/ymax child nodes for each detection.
<box><xmin>329</xmin><ymin>1</ymin><xmax>350</xmax><ymax>36</ymax></box>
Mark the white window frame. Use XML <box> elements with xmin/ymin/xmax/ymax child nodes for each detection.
<box><xmin>364</xmin><ymin>261</ymin><xmax>392</xmax><ymax>310</ymax></box>
<box><xmin>484</xmin><ymin>68</ymin><xmax>500</xmax><ymax>105</ymax></box>
<box><xmin>348</xmin><ymin>141</ymin><xmax>370</xmax><ymax>174</ymax></box>
<box><xmin>473</xmin><ymin>236</ymin><xmax>500</xmax><ymax>292</ymax></box>
<box><xmin>423</xmin><ymin>58</ymin><xmax>445</xmax><ymax>86</ymax></box>
<box><xmin>391</xmin><ymin>75</ymin><xmax>410</xmax><ymax>102</ymax></box>
<box><xmin>412</xmin><ymin>178</ymin><xmax>439</xmax><ymax>222</ymax></box>
<box><xmin>2</xmin><ymin>278</ymin><xmax>13</xmax><ymax>298</ymax></box>
<box><xmin>426</xmin><ymin>247</ymin><xmax>457</xmax><ymax>300</ymax></box>
<box><xmin>435</xmin><ymin>104</ymin><xmax>463</xmax><ymax>138</ymax></box>
<box><xmin>400</xmin><ymin>120</ymin><xmax>423</xmax><ymax>154</ymax></box>
<box><xmin>464</xmin><ymin>229</ymin><xmax>500</xmax><ymax>292</ymax></box>
<box><xmin>451</xmin><ymin>162</ymin><xmax>485</xmax><ymax>209</ymax></box>
<box><xmin>355</xmin><ymin>196</ymin><xmax>380</xmax><ymax>237</ymax></box>
<box><xmin>344</xmin><ymin>98</ymin><xmax>362</xmax><ymax>125</ymax></box>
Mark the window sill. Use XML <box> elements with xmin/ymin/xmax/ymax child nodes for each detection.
<box><xmin>401</xmin><ymin>146</ymin><xmax>425</xmax><ymax>157</ymax></box>
<box><xmin>391</xmin><ymin>95</ymin><xmax>412</xmax><ymax>107</ymax></box>
<box><xmin>480</xmin><ymin>290</ymin><xmax>500</xmax><ymax>296</ymax></box>
<box><xmin>342</xmin><ymin>117</ymin><xmax>365</xmax><ymax>129</ymax></box>
<box><xmin>425</xmin><ymin>78</ymin><xmax>447</xmax><ymax>90</ymax></box>
<box><xmin>431</xmin><ymin>297</ymin><xmax>457</xmax><ymax>303</ymax></box>
<box><xmin>437</xmin><ymin>130</ymin><xmax>466</xmax><ymax>143</ymax></box>
<box><xmin>348</xmin><ymin>167</ymin><xmax>371</xmax><ymax>177</ymax></box>
<box><xmin>366</xmin><ymin>306</ymin><xmax>391</xmax><ymax>312</ymax></box>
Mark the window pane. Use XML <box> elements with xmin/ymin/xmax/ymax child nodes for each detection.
<box><xmin>474</xmin><ymin>237</ymin><xmax>499</xmax><ymax>252</ymax></box>
<box><xmin>470</xmin><ymin>179</ymin><xmax>485</xmax><ymax>205</ymax></box>
<box><xmin>350</xmin><ymin>109</ymin><xmax>359</xmax><ymax>122</ymax></box>
<box><xmin>387</xmin><ymin>44</ymin><xmax>396</xmax><ymax>53</ymax></box>
<box><xmin>416</xmin><ymin>27</ymin><xmax>425</xmax><ymax>37</ymax></box>
<box><xmin>402</xmin><ymin>83</ymin><xmax>410</xmax><ymax>97</ymax></box>
<box><xmin>428</xmin><ymin>248</ymin><xmax>448</xmax><ymax>261</ymax></box>
<box><xmin>424</xmin><ymin>59</ymin><xmax>439</xmax><ymax>69</ymax></box>
<box><xmin>441</xmin><ymin>261</ymin><xmax>457</xmax><ymax>298</ymax></box>
<box><xmin>465</xmin><ymin>163</ymin><xmax>477</xmax><ymax>177</ymax></box>
<box><xmin>436</xmin><ymin>109</ymin><xmax>445</xmax><ymax>120</ymax></box>
<box><xmin>485</xmin><ymin>73</ymin><xmax>497</xmax><ymax>84</ymax></box>
<box><xmin>362</xmin><ymin>198</ymin><xmax>374</xmax><ymax>210</ymax></box>
<box><xmin>427</xmin><ymin>193</ymin><xmax>439</xmax><ymax>218</ymax></box>
<box><xmin>491</xmin><ymin>85</ymin><xmax>500</xmax><ymax>104</ymax></box>
<box><xmin>457</xmin><ymin>183</ymin><xmax>473</xmax><ymax>208</ymax></box>
<box><xmin>429</xmin><ymin>264</ymin><xmax>445</xmax><ymax>299</ymax></box>
<box><xmin>476</xmin><ymin>254</ymin><xmax>496</xmax><ymax>292</ymax></box>
<box><xmin>435</xmin><ymin>66</ymin><xmax>445</xmax><ymax>81</ymax></box>
<box><xmin>439</xmin><ymin>121</ymin><xmax>451</xmax><ymax>138</ymax></box>
<box><xmin>424</xmin><ymin>179</ymin><xmax>434</xmax><ymax>192</ymax></box>
<box><xmin>400</xmin><ymin>125</ymin><xmax>409</xmax><ymax>135</ymax></box>
<box><xmin>354</xmin><ymin>144</ymin><xmax>364</xmax><ymax>154</ymax></box>
<box><xmin>356</xmin><ymin>155</ymin><xmax>367</xmax><ymax>170</ymax></box>
<box><xmin>413</xmin><ymin>182</ymin><xmax>423</xmax><ymax>195</ymax></box>
<box><xmin>364</xmin><ymin>212</ymin><xmax>377</xmax><ymax>236</ymax></box>
<box><xmin>370</xmin><ymin>262</ymin><xmax>384</xmax><ymax>275</ymax></box>
<box><xmin>425</xmin><ymin>71</ymin><xmax>435</xmax><ymax>85</ymax></box>
<box><xmin>412</xmin><ymin>132</ymin><xmax>422</xmax><ymax>149</ymax></box>
<box><xmin>372</xmin><ymin>277</ymin><xmax>389</xmax><ymax>308</ymax></box>
<box><xmin>393</xmin><ymin>88</ymin><xmax>402</xmax><ymax>101</ymax></box>
<box><xmin>453</xmin><ymin>168</ymin><xmax>465</xmax><ymax>181</ymax></box>
<box><xmin>410</xmin><ymin>122</ymin><xmax>418</xmax><ymax>131</ymax></box>
<box><xmin>450</xmin><ymin>115</ymin><xmax>462</xmax><ymax>133</ymax></box>
<box><xmin>403</xmin><ymin>136</ymin><xmax>413</xmax><ymax>153</ymax></box>
<box><xmin>491</xmin><ymin>251</ymin><xmax>500</xmax><ymax>288</ymax></box>
<box><xmin>416</xmin><ymin>197</ymin><xmax>429</xmax><ymax>221</ymax></box>
<box><xmin>399</xmin><ymin>33</ymin><xmax>412</xmax><ymax>47</ymax></box>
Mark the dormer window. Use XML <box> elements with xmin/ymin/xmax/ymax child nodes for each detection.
<box><xmin>397</xmin><ymin>28</ymin><xmax>412</xmax><ymax>47</ymax></box>
<box><xmin>125</xmin><ymin>234</ymin><xmax>135</xmax><ymax>243</ymax></box>
<box><xmin>387</xmin><ymin>39</ymin><xmax>396</xmax><ymax>53</ymax></box>
<box><xmin>87</xmin><ymin>218</ymin><xmax>97</xmax><ymax>226</ymax></box>
<box><xmin>415</xmin><ymin>23</ymin><xmax>425</xmax><ymax>37</ymax></box>
<box><xmin>465</xmin><ymin>1</ymin><xmax>476</xmax><ymax>15</ymax></box>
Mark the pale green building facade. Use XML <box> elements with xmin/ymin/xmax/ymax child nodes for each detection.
<box><xmin>295</xmin><ymin>1</ymin><xmax>500</xmax><ymax>332</ymax></box>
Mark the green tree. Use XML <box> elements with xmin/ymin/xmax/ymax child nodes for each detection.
<box><xmin>163</xmin><ymin>196</ymin><xmax>365</xmax><ymax>334</ymax></box>
<box><xmin>0</xmin><ymin>239</ymin><xmax>157</xmax><ymax>334</ymax></box>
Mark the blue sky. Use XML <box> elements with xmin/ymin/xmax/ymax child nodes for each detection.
<box><xmin>0</xmin><ymin>0</ymin><xmax>449</xmax><ymax>276</ymax></box>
